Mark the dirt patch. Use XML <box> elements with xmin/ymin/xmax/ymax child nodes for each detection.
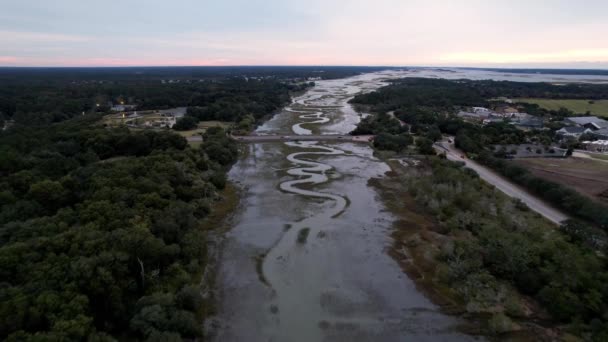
<box><xmin>513</xmin><ymin>157</ymin><xmax>608</xmax><ymax>205</ymax></box>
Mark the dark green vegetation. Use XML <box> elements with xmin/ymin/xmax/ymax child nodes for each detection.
<box><xmin>352</xmin><ymin>113</ymin><xmax>413</xmax><ymax>152</ymax></box>
<box><xmin>182</xmin><ymin>80</ymin><xmax>305</xmax><ymax>133</ymax></box>
<box><xmin>401</xmin><ymin>158</ymin><xmax>608</xmax><ymax>339</ymax></box>
<box><xmin>473</xmin><ymin>67</ymin><xmax>608</xmax><ymax>76</ymax></box>
<box><xmin>0</xmin><ymin>66</ymin><xmax>390</xmax><ymax>126</ymax></box>
<box><xmin>355</xmin><ymin>77</ymin><xmax>608</xmax><ymax>338</ymax></box>
<box><xmin>351</xmin><ymin>78</ymin><xmax>608</xmax><ymax>229</ymax></box>
<box><xmin>350</xmin><ymin>77</ymin><xmax>608</xmax><ymax>125</ymax></box>
<box><xmin>296</xmin><ymin>228</ymin><xmax>311</xmax><ymax>244</ymax></box>
<box><xmin>0</xmin><ymin>116</ymin><xmax>238</xmax><ymax>340</ymax></box>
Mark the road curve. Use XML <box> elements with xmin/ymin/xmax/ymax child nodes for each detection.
<box><xmin>435</xmin><ymin>140</ymin><xmax>569</xmax><ymax>225</ymax></box>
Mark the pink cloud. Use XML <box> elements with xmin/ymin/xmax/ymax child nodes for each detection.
<box><xmin>0</xmin><ymin>56</ymin><xmax>19</xmax><ymax>64</ymax></box>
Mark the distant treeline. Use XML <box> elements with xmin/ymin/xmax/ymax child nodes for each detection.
<box><xmin>351</xmin><ymin>77</ymin><xmax>608</xmax><ymax>114</ymax></box>
<box><xmin>0</xmin><ymin>66</ymin><xmax>394</xmax><ymax>84</ymax></box>
<box><xmin>469</xmin><ymin>67</ymin><xmax>608</xmax><ymax>76</ymax></box>
<box><xmin>0</xmin><ymin>67</ymin><xmax>392</xmax><ymax>125</ymax></box>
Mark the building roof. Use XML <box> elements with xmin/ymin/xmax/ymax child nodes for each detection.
<box><xmin>457</xmin><ymin>110</ymin><xmax>488</xmax><ymax>118</ymax></box>
<box><xmin>565</xmin><ymin>116</ymin><xmax>608</xmax><ymax>126</ymax></box>
<box><xmin>558</xmin><ymin>126</ymin><xmax>588</xmax><ymax>134</ymax></box>
<box><xmin>514</xmin><ymin>117</ymin><xmax>543</xmax><ymax>127</ymax></box>
<box><xmin>592</xmin><ymin>128</ymin><xmax>608</xmax><ymax>137</ymax></box>
<box><xmin>588</xmin><ymin>121</ymin><xmax>608</xmax><ymax>129</ymax></box>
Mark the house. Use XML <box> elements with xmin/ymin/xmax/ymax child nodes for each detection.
<box><xmin>556</xmin><ymin>126</ymin><xmax>592</xmax><ymax>139</ymax></box>
<box><xmin>511</xmin><ymin>113</ymin><xmax>543</xmax><ymax>130</ymax></box>
<box><xmin>457</xmin><ymin>110</ymin><xmax>489</xmax><ymax>121</ymax></box>
<box><xmin>564</xmin><ymin>116</ymin><xmax>608</xmax><ymax>129</ymax></box>
<box><xmin>581</xmin><ymin>140</ymin><xmax>608</xmax><ymax>153</ymax></box>
<box><xmin>515</xmin><ymin>118</ymin><xmax>544</xmax><ymax>130</ymax></box>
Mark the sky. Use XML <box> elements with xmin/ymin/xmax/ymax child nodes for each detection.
<box><xmin>1</xmin><ymin>0</ymin><xmax>607</xmax><ymax>68</ymax></box>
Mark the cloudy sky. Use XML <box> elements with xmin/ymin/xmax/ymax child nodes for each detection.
<box><xmin>1</xmin><ymin>0</ymin><xmax>607</xmax><ymax>67</ymax></box>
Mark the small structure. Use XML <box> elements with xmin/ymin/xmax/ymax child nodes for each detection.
<box><xmin>111</xmin><ymin>104</ymin><xmax>137</xmax><ymax>112</ymax></box>
<box><xmin>458</xmin><ymin>107</ymin><xmax>493</xmax><ymax>122</ymax></box>
<box><xmin>472</xmin><ymin>107</ymin><xmax>490</xmax><ymax>113</ymax></box>
<box><xmin>581</xmin><ymin>140</ymin><xmax>608</xmax><ymax>153</ymax></box>
<box><xmin>483</xmin><ymin>117</ymin><xmax>506</xmax><ymax>125</ymax></box>
<box><xmin>511</xmin><ymin>114</ymin><xmax>544</xmax><ymax>130</ymax></box>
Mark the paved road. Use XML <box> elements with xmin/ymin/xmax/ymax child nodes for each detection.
<box><xmin>434</xmin><ymin>140</ymin><xmax>569</xmax><ymax>225</ymax></box>
<box><xmin>188</xmin><ymin>134</ymin><xmax>375</xmax><ymax>143</ymax></box>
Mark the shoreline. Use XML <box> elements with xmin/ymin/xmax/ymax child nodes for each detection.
<box><xmin>199</xmin><ymin>181</ymin><xmax>243</xmax><ymax>338</ymax></box>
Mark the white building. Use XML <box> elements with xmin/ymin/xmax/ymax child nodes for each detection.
<box><xmin>111</xmin><ymin>104</ymin><xmax>137</xmax><ymax>112</ymax></box>
<box><xmin>582</xmin><ymin>140</ymin><xmax>608</xmax><ymax>153</ymax></box>
<box><xmin>473</xmin><ymin>107</ymin><xmax>491</xmax><ymax>114</ymax></box>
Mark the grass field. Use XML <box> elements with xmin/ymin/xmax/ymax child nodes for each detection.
<box><xmin>513</xmin><ymin>157</ymin><xmax>608</xmax><ymax>204</ymax></box>
<box><xmin>514</xmin><ymin>98</ymin><xmax>608</xmax><ymax>117</ymax></box>
<box><xmin>175</xmin><ymin>121</ymin><xmax>231</xmax><ymax>138</ymax></box>
<box><xmin>590</xmin><ymin>153</ymin><xmax>608</xmax><ymax>161</ymax></box>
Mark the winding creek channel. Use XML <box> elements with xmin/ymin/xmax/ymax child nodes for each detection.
<box><xmin>211</xmin><ymin>71</ymin><xmax>479</xmax><ymax>341</ymax></box>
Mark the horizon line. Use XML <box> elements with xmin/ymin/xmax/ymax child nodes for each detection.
<box><xmin>1</xmin><ymin>64</ymin><xmax>608</xmax><ymax>71</ymax></box>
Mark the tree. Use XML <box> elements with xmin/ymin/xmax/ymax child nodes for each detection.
<box><xmin>416</xmin><ymin>137</ymin><xmax>435</xmax><ymax>155</ymax></box>
<box><xmin>173</xmin><ymin>116</ymin><xmax>198</xmax><ymax>131</ymax></box>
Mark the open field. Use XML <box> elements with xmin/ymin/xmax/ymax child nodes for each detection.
<box><xmin>101</xmin><ymin>111</ymin><xmax>174</xmax><ymax>128</ymax></box>
<box><xmin>514</xmin><ymin>98</ymin><xmax>608</xmax><ymax>117</ymax></box>
<box><xmin>513</xmin><ymin>157</ymin><xmax>608</xmax><ymax>204</ymax></box>
<box><xmin>176</xmin><ymin>120</ymin><xmax>231</xmax><ymax>138</ymax></box>
<box><xmin>590</xmin><ymin>153</ymin><xmax>608</xmax><ymax>161</ymax></box>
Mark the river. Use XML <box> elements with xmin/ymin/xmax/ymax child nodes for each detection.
<box><xmin>210</xmin><ymin>70</ymin><xmax>481</xmax><ymax>342</ymax></box>
<box><xmin>210</xmin><ymin>68</ymin><xmax>608</xmax><ymax>341</ymax></box>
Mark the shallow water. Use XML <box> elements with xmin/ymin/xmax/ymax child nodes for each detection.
<box><xmin>212</xmin><ymin>71</ymin><xmax>483</xmax><ymax>341</ymax></box>
<box><xmin>211</xmin><ymin>68</ymin><xmax>608</xmax><ymax>341</ymax></box>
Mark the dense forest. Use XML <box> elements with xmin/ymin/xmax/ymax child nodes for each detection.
<box><xmin>0</xmin><ymin>78</ymin><xmax>301</xmax><ymax>126</ymax></box>
<box><xmin>0</xmin><ymin>116</ymin><xmax>238</xmax><ymax>340</ymax></box>
<box><xmin>399</xmin><ymin>158</ymin><xmax>608</xmax><ymax>339</ymax></box>
<box><xmin>177</xmin><ymin>79</ymin><xmax>310</xmax><ymax>132</ymax></box>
